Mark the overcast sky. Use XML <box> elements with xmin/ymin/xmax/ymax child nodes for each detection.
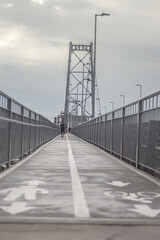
<box><xmin>0</xmin><ymin>0</ymin><xmax>160</xmax><ymax>121</ymax></box>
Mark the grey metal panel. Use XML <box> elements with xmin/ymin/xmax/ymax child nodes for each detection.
<box><xmin>90</xmin><ymin>123</ymin><xmax>93</xmax><ymax>143</ymax></box>
<box><xmin>123</xmin><ymin>115</ymin><xmax>137</xmax><ymax>162</ymax></box>
<box><xmin>12</xmin><ymin>112</ymin><xmax>23</xmax><ymax>121</ymax></box>
<box><xmin>0</xmin><ymin>108</ymin><xmax>10</xmax><ymax>118</ymax></box>
<box><xmin>24</xmin><ymin>117</ymin><xmax>30</xmax><ymax>123</ymax></box>
<box><xmin>101</xmin><ymin>121</ymin><xmax>105</xmax><ymax>148</ymax></box>
<box><xmin>0</xmin><ymin>119</ymin><xmax>9</xmax><ymax>164</ymax></box>
<box><xmin>11</xmin><ymin>122</ymin><xmax>22</xmax><ymax>160</ymax></box>
<box><xmin>23</xmin><ymin>125</ymin><xmax>30</xmax><ymax>154</ymax></box>
<box><xmin>112</xmin><ymin>118</ymin><xmax>121</xmax><ymax>155</ymax></box>
<box><xmin>105</xmin><ymin>121</ymin><xmax>111</xmax><ymax>151</ymax></box>
<box><xmin>94</xmin><ymin>123</ymin><xmax>98</xmax><ymax>145</ymax></box>
<box><xmin>36</xmin><ymin>127</ymin><xmax>40</xmax><ymax>147</ymax></box>
<box><xmin>91</xmin><ymin>123</ymin><xmax>94</xmax><ymax>143</ymax></box>
<box><xmin>97</xmin><ymin>122</ymin><xmax>101</xmax><ymax>146</ymax></box>
<box><xmin>139</xmin><ymin>109</ymin><xmax>160</xmax><ymax>171</ymax></box>
<box><xmin>30</xmin><ymin>126</ymin><xmax>36</xmax><ymax>150</ymax></box>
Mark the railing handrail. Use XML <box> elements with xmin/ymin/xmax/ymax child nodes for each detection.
<box><xmin>75</xmin><ymin>89</ymin><xmax>160</xmax><ymax>127</ymax></box>
<box><xmin>0</xmin><ymin>90</ymin><xmax>60</xmax><ymax>170</ymax></box>
<box><xmin>72</xmin><ymin>89</ymin><xmax>160</xmax><ymax>178</ymax></box>
<box><xmin>0</xmin><ymin>90</ymin><xmax>58</xmax><ymax>128</ymax></box>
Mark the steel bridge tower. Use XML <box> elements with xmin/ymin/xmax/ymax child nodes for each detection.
<box><xmin>64</xmin><ymin>42</ymin><xmax>95</xmax><ymax>128</ymax></box>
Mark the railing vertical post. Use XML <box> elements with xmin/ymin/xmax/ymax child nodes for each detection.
<box><xmin>110</xmin><ymin>112</ymin><xmax>114</xmax><ymax>154</ymax></box>
<box><xmin>88</xmin><ymin>124</ymin><xmax>89</xmax><ymax>142</ymax></box>
<box><xmin>136</xmin><ymin>100</ymin><xmax>141</xmax><ymax>168</ymax></box>
<box><xmin>29</xmin><ymin>111</ymin><xmax>31</xmax><ymax>154</ymax></box>
<box><xmin>94</xmin><ymin>121</ymin><xmax>96</xmax><ymax>145</ymax></box>
<box><xmin>21</xmin><ymin>106</ymin><xmax>24</xmax><ymax>159</ymax></box>
<box><xmin>104</xmin><ymin>114</ymin><xmax>107</xmax><ymax>150</ymax></box>
<box><xmin>35</xmin><ymin>113</ymin><xmax>37</xmax><ymax>149</ymax></box>
<box><xmin>120</xmin><ymin>108</ymin><xmax>125</xmax><ymax>160</ymax></box>
<box><xmin>7</xmin><ymin>98</ymin><xmax>12</xmax><ymax>168</ymax></box>
<box><xmin>40</xmin><ymin>116</ymin><xmax>42</xmax><ymax>146</ymax></box>
<box><xmin>39</xmin><ymin>115</ymin><xmax>41</xmax><ymax>147</ymax></box>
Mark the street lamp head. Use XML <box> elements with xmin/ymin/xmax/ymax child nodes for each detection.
<box><xmin>120</xmin><ymin>95</ymin><xmax>125</xmax><ymax>105</ymax></box>
<box><xmin>101</xmin><ymin>13</ymin><xmax>110</xmax><ymax>16</ymax></box>
<box><xmin>135</xmin><ymin>84</ymin><xmax>142</xmax><ymax>98</ymax></box>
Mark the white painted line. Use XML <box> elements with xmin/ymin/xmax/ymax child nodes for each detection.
<box><xmin>73</xmin><ymin>135</ymin><xmax>160</xmax><ymax>186</ymax></box>
<box><xmin>66</xmin><ymin>134</ymin><xmax>90</xmax><ymax>218</ymax></box>
<box><xmin>0</xmin><ymin>136</ymin><xmax>59</xmax><ymax>180</ymax></box>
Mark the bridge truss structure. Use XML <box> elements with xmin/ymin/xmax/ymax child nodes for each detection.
<box><xmin>64</xmin><ymin>42</ymin><xmax>97</xmax><ymax>128</ymax></box>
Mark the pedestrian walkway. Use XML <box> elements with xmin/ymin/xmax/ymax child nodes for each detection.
<box><xmin>0</xmin><ymin>134</ymin><xmax>160</xmax><ymax>240</ymax></box>
<box><xmin>0</xmin><ymin>134</ymin><xmax>160</xmax><ymax>224</ymax></box>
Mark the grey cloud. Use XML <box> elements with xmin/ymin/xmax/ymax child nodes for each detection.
<box><xmin>0</xmin><ymin>0</ymin><xmax>93</xmax><ymax>37</ymax></box>
<box><xmin>0</xmin><ymin>0</ymin><xmax>160</xmax><ymax>119</ymax></box>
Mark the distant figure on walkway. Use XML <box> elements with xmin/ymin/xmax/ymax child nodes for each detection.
<box><xmin>68</xmin><ymin>127</ymin><xmax>71</xmax><ymax>133</ymax></box>
<box><xmin>60</xmin><ymin>118</ymin><xmax>65</xmax><ymax>137</ymax></box>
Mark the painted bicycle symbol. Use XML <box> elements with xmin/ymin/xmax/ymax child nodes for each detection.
<box><xmin>104</xmin><ymin>191</ymin><xmax>160</xmax><ymax>203</ymax></box>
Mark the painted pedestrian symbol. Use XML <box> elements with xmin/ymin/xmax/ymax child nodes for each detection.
<box><xmin>0</xmin><ymin>180</ymin><xmax>49</xmax><ymax>201</ymax></box>
<box><xmin>0</xmin><ymin>180</ymin><xmax>49</xmax><ymax>215</ymax></box>
<box><xmin>0</xmin><ymin>186</ymin><xmax>49</xmax><ymax>201</ymax></box>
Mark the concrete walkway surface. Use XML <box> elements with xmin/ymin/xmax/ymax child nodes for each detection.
<box><xmin>0</xmin><ymin>134</ymin><xmax>160</xmax><ymax>239</ymax></box>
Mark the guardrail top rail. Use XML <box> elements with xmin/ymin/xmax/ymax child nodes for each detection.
<box><xmin>0</xmin><ymin>90</ymin><xmax>60</xmax><ymax>170</ymax></box>
<box><xmin>72</xmin><ymin>89</ymin><xmax>160</xmax><ymax>179</ymax></box>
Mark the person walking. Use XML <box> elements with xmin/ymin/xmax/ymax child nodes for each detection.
<box><xmin>60</xmin><ymin>119</ymin><xmax>65</xmax><ymax>137</ymax></box>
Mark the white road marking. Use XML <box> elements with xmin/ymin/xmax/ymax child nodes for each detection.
<box><xmin>66</xmin><ymin>134</ymin><xmax>90</xmax><ymax>218</ymax></box>
<box><xmin>0</xmin><ymin>180</ymin><xmax>49</xmax><ymax>215</ymax></box>
<box><xmin>129</xmin><ymin>205</ymin><xmax>160</xmax><ymax>218</ymax></box>
<box><xmin>22</xmin><ymin>180</ymin><xmax>46</xmax><ymax>186</ymax></box>
<box><xmin>106</xmin><ymin>181</ymin><xmax>130</xmax><ymax>187</ymax></box>
<box><xmin>104</xmin><ymin>191</ymin><xmax>160</xmax><ymax>204</ymax></box>
<box><xmin>155</xmin><ymin>146</ymin><xmax>160</xmax><ymax>150</ymax></box>
<box><xmin>122</xmin><ymin>193</ymin><xmax>152</xmax><ymax>203</ymax></box>
<box><xmin>0</xmin><ymin>202</ymin><xmax>35</xmax><ymax>215</ymax></box>
<box><xmin>0</xmin><ymin>186</ymin><xmax>49</xmax><ymax>201</ymax></box>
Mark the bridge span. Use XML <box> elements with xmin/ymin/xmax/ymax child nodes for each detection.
<box><xmin>0</xmin><ymin>134</ymin><xmax>160</xmax><ymax>239</ymax></box>
<box><xmin>0</xmin><ymin>90</ymin><xmax>160</xmax><ymax>239</ymax></box>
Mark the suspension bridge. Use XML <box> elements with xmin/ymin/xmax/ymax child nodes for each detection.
<box><xmin>0</xmin><ymin>43</ymin><xmax>160</xmax><ymax>240</ymax></box>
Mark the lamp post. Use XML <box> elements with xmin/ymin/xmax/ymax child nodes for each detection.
<box><xmin>93</xmin><ymin>12</ymin><xmax>110</xmax><ymax>118</ymax></box>
<box><xmin>136</xmin><ymin>84</ymin><xmax>142</xmax><ymax>98</ymax></box>
<box><xmin>120</xmin><ymin>95</ymin><xmax>125</xmax><ymax>106</ymax></box>
<box><xmin>110</xmin><ymin>102</ymin><xmax>114</xmax><ymax>111</ymax></box>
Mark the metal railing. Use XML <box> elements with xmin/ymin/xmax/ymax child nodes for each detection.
<box><xmin>0</xmin><ymin>90</ymin><xmax>60</xmax><ymax>170</ymax></box>
<box><xmin>72</xmin><ymin>90</ymin><xmax>160</xmax><ymax>178</ymax></box>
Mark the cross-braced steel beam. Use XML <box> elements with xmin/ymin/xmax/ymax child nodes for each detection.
<box><xmin>64</xmin><ymin>42</ymin><xmax>94</xmax><ymax>128</ymax></box>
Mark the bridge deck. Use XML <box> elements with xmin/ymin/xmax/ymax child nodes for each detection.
<box><xmin>0</xmin><ymin>134</ymin><xmax>160</xmax><ymax>239</ymax></box>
